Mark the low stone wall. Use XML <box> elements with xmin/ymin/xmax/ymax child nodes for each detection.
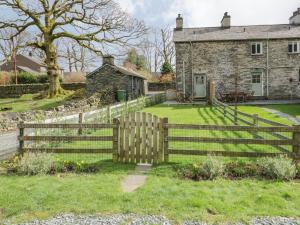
<box><xmin>0</xmin><ymin>83</ymin><xmax>86</xmax><ymax>98</ymax></box>
<box><xmin>148</xmin><ymin>82</ymin><xmax>176</xmax><ymax>92</ymax></box>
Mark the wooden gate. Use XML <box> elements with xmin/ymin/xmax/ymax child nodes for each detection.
<box><xmin>117</xmin><ymin>112</ymin><xmax>167</xmax><ymax>164</ymax></box>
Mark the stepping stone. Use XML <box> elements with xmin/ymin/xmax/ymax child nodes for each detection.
<box><xmin>121</xmin><ymin>164</ymin><xmax>151</xmax><ymax>193</ymax></box>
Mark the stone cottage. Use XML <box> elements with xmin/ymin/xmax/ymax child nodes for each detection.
<box><xmin>87</xmin><ymin>55</ymin><xmax>145</xmax><ymax>100</ymax></box>
<box><xmin>173</xmin><ymin>8</ymin><xmax>300</xmax><ymax>100</ymax></box>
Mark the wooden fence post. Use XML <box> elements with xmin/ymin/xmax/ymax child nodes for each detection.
<box><xmin>224</xmin><ymin>105</ymin><xmax>227</xmax><ymax>117</ymax></box>
<box><xmin>107</xmin><ymin>105</ymin><xmax>111</xmax><ymax>123</ymax></box>
<box><xmin>163</xmin><ymin>117</ymin><xmax>169</xmax><ymax>163</ymax></box>
<box><xmin>252</xmin><ymin>114</ymin><xmax>259</xmax><ymax>126</ymax></box>
<box><xmin>292</xmin><ymin>125</ymin><xmax>300</xmax><ymax>163</ymax></box>
<box><xmin>18</xmin><ymin>121</ymin><xmax>25</xmax><ymax>155</ymax></box>
<box><xmin>78</xmin><ymin>113</ymin><xmax>83</xmax><ymax>135</ymax></box>
<box><xmin>234</xmin><ymin>107</ymin><xmax>238</xmax><ymax>125</ymax></box>
<box><xmin>112</xmin><ymin>118</ymin><xmax>119</xmax><ymax>162</ymax></box>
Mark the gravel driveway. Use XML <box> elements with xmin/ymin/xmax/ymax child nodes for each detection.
<box><xmin>11</xmin><ymin>214</ymin><xmax>300</xmax><ymax>225</ymax></box>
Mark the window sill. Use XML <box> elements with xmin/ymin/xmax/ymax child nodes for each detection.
<box><xmin>287</xmin><ymin>52</ymin><xmax>300</xmax><ymax>55</ymax></box>
<box><xmin>251</xmin><ymin>54</ymin><xmax>263</xmax><ymax>56</ymax></box>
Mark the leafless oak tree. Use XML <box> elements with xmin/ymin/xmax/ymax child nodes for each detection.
<box><xmin>0</xmin><ymin>0</ymin><xmax>147</xmax><ymax>97</ymax></box>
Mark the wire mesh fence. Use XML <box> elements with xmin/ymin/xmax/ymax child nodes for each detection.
<box><xmin>167</xmin><ymin>124</ymin><xmax>297</xmax><ymax>164</ymax></box>
<box><xmin>20</xmin><ymin>123</ymin><xmax>116</xmax><ymax>163</ymax></box>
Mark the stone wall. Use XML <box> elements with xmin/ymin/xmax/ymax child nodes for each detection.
<box><xmin>148</xmin><ymin>82</ymin><xmax>176</xmax><ymax>92</ymax></box>
<box><xmin>0</xmin><ymin>83</ymin><xmax>86</xmax><ymax>98</ymax></box>
<box><xmin>175</xmin><ymin>39</ymin><xmax>300</xmax><ymax>100</ymax></box>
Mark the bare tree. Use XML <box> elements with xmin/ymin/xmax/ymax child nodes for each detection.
<box><xmin>0</xmin><ymin>0</ymin><xmax>147</xmax><ymax>97</ymax></box>
<box><xmin>159</xmin><ymin>26</ymin><xmax>175</xmax><ymax>67</ymax></box>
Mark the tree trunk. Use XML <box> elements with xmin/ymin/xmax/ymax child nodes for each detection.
<box><xmin>46</xmin><ymin>43</ymin><xmax>62</xmax><ymax>98</ymax></box>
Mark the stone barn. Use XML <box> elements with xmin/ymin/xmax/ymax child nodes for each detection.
<box><xmin>87</xmin><ymin>55</ymin><xmax>145</xmax><ymax>100</ymax></box>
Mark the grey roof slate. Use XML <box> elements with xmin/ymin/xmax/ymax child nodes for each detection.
<box><xmin>173</xmin><ymin>24</ymin><xmax>300</xmax><ymax>42</ymax></box>
<box><xmin>87</xmin><ymin>64</ymin><xmax>146</xmax><ymax>79</ymax></box>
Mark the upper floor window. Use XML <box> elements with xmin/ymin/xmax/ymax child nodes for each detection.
<box><xmin>288</xmin><ymin>42</ymin><xmax>300</xmax><ymax>54</ymax></box>
<box><xmin>251</xmin><ymin>42</ymin><xmax>263</xmax><ymax>55</ymax></box>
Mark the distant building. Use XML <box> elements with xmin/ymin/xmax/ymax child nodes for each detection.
<box><xmin>174</xmin><ymin>8</ymin><xmax>300</xmax><ymax>100</ymax></box>
<box><xmin>87</xmin><ymin>55</ymin><xmax>145</xmax><ymax>100</ymax></box>
<box><xmin>0</xmin><ymin>53</ymin><xmax>63</xmax><ymax>76</ymax></box>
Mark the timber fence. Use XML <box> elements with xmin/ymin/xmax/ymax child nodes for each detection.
<box><xmin>18</xmin><ymin>112</ymin><xmax>300</xmax><ymax>164</ymax></box>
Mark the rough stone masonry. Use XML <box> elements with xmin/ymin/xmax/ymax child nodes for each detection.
<box><xmin>174</xmin><ymin>9</ymin><xmax>300</xmax><ymax>100</ymax></box>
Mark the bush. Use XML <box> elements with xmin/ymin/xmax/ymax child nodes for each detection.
<box><xmin>11</xmin><ymin>72</ymin><xmax>39</xmax><ymax>84</ymax></box>
<box><xmin>0</xmin><ymin>71</ymin><xmax>13</xmax><ymax>85</ymax></box>
<box><xmin>258</xmin><ymin>156</ymin><xmax>296</xmax><ymax>181</ymax></box>
<box><xmin>37</xmin><ymin>74</ymin><xmax>49</xmax><ymax>83</ymax></box>
<box><xmin>199</xmin><ymin>156</ymin><xmax>225</xmax><ymax>180</ymax></box>
<box><xmin>17</xmin><ymin>152</ymin><xmax>55</xmax><ymax>175</ymax></box>
<box><xmin>225</xmin><ymin>161</ymin><xmax>260</xmax><ymax>178</ymax></box>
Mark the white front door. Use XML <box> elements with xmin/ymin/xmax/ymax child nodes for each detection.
<box><xmin>251</xmin><ymin>71</ymin><xmax>264</xmax><ymax>96</ymax></box>
<box><xmin>194</xmin><ymin>74</ymin><xmax>207</xmax><ymax>98</ymax></box>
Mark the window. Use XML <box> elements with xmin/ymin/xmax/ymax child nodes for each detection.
<box><xmin>252</xmin><ymin>73</ymin><xmax>261</xmax><ymax>83</ymax></box>
<box><xmin>299</xmin><ymin>68</ymin><xmax>300</xmax><ymax>82</ymax></box>
<box><xmin>251</xmin><ymin>42</ymin><xmax>263</xmax><ymax>55</ymax></box>
<box><xmin>288</xmin><ymin>42</ymin><xmax>300</xmax><ymax>54</ymax></box>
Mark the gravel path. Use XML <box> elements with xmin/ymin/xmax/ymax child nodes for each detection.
<box><xmin>263</xmin><ymin>108</ymin><xmax>300</xmax><ymax>125</ymax></box>
<box><xmin>11</xmin><ymin>214</ymin><xmax>300</xmax><ymax>225</ymax></box>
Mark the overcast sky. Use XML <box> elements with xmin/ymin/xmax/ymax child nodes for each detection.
<box><xmin>117</xmin><ymin>0</ymin><xmax>299</xmax><ymax>28</ymax></box>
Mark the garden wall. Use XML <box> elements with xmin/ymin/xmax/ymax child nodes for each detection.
<box><xmin>0</xmin><ymin>83</ymin><xmax>86</xmax><ymax>98</ymax></box>
<box><xmin>148</xmin><ymin>82</ymin><xmax>176</xmax><ymax>92</ymax></box>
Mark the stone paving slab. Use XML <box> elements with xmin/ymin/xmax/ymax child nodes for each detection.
<box><xmin>121</xmin><ymin>164</ymin><xmax>152</xmax><ymax>193</ymax></box>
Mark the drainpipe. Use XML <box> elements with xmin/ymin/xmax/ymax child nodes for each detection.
<box><xmin>183</xmin><ymin>60</ymin><xmax>186</xmax><ymax>97</ymax></box>
<box><xmin>266</xmin><ymin>33</ymin><xmax>270</xmax><ymax>98</ymax></box>
<box><xmin>190</xmin><ymin>41</ymin><xmax>194</xmax><ymax>101</ymax></box>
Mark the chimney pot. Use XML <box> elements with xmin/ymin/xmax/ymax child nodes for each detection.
<box><xmin>176</xmin><ymin>14</ymin><xmax>183</xmax><ymax>30</ymax></box>
<box><xmin>290</xmin><ymin>7</ymin><xmax>300</xmax><ymax>25</ymax></box>
<box><xmin>103</xmin><ymin>55</ymin><xmax>114</xmax><ymax>65</ymax></box>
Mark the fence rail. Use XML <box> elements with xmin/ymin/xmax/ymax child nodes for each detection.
<box><xmin>18</xmin><ymin>113</ymin><xmax>300</xmax><ymax>163</ymax></box>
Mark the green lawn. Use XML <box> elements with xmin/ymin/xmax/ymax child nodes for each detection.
<box><xmin>0</xmin><ymin>161</ymin><xmax>299</xmax><ymax>224</ymax></box>
<box><xmin>1</xmin><ymin>104</ymin><xmax>300</xmax><ymax>224</ymax></box>
<box><xmin>263</xmin><ymin>104</ymin><xmax>300</xmax><ymax>119</ymax></box>
<box><xmin>0</xmin><ymin>93</ymin><xmax>74</xmax><ymax>112</ymax></box>
<box><xmin>28</xmin><ymin>104</ymin><xmax>294</xmax><ymax>164</ymax></box>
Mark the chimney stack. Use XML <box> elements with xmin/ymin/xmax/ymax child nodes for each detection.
<box><xmin>176</xmin><ymin>14</ymin><xmax>183</xmax><ymax>30</ymax></box>
<box><xmin>289</xmin><ymin>8</ymin><xmax>300</xmax><ymax>25</ymax></box>
<box><xmin>103</xmin><ymin>55</ymin><xmax>114</xmax><ymax>65</ymax></box>
<box><xmin>221</xmin><ymin>12</ymin><xmax>231</xmax><ymax>29</ymax></box>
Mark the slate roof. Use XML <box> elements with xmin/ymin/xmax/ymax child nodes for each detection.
<box><xmin>173</xmin><ymin>24</ymin><xmax>300</xmax><ymax>42</ymax></box>
<box><xmin>88</xmin><ymin>64</ymin><xmax>146</xmax><ymax>79</ymax></box>
<box><xmin>17</xmin><ymin>66</ymin><xmax>40</xmax><ymax>74</ymax></box>
<box><xmin>20</xmin><ymin>54</ymin><xmax>46</xmax><ymax>67</ymax></box>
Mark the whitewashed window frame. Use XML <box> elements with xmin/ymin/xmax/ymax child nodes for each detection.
<box><xmin>288</xmin><ymin>41</ymin><xmax>300</xmax><ymax>54</ymax></box>
<box><xmin>251</xmin><ymin>42</ymin><xmax>263</xmax><ymax>55</ymax></box>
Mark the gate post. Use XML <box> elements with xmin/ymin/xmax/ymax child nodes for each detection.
<box><xmin>112</xmin><ymin>118</ymin><xmax>120</xmax><ymax>162</ymax></box>
<box><xmin>292</xmin><ymin>125</ymin><xmax>300</xmax><ymax>164</ymax></box>
<box><xmin>163</xmin><ymin>118</ymin><xmax>169</xmax><ymax>163</ymax></box>
<box><xmin>78</xmin><ymin>113</ymin><xmax>83</xmax><ymax>135</ymax></box>
<box><xmin>18</xmin><ymin>121</ymin><xmax>25</xmax><ymax>156</ymax></box>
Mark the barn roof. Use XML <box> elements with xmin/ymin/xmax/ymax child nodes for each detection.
<box><xmin>173</xmin><ymin>24</ymin><xmax>300</xmax><ymax>42</ymax></box>
<box><xmin>88</xmin><ymin>64</ymin><xmax>146</xmax><ymax>79</ymax></box>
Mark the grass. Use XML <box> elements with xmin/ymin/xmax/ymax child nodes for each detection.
<box><xmin>263</xmin><ymin>104</ymin><xmax>300</xmax><ymax>119</ymax></box>
<box><xmin>0</xmin><ymin>92</ymin><xmax>74</xmax><ymax>112</ymax></box>
<box><xmin>1</xmin><ymin>104</ymin><xmax>300</xmax><ymax>224</ymax></box>
<box><xmin>0</xmin><ymin>161</ymin><xmax>299</xmax><ymax>224</ymax></box>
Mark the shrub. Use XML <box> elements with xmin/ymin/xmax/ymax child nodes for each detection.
<box><xmin>199</xmin><ymin>156</ymin><xmax>225</xmax><ymax>180</ymax></box>
<box><xmin>258</xmin><ymin>156</ymin><xmax>296</xmax><ymax>181</ymax></box>
<box><xmin>225</xmin><ymin>161</ymin><xmax>259</xmax><ymax>178</ymax></box>
<box><xmin>0</xmin><ymin>71</ymin><xmax>13</xmax><ymax>85</ymax></box>
<box><xmin>37</xmin><ymin>74</ymin><xmax>48</xmax><ymax>83</ymax></box>
<box><xmin>17</xmin><ymin>152</ymin><xmax>55</xmax><ymax>175</ymax></box>
<box><xmin>11</xmin><ymin>72</ymin><xmax>39</xmax><ymax>84</ymax></box>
